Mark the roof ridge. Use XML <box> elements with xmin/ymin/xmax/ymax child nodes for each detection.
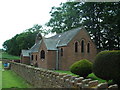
<box><xmin>29</xmin><ymin>27</ymin><xmax>82</xmax><ymax>51</ymax></box>
<box><xmin>48</xmin><ymin>27</ymin><xmax>81</xmax><ymax>39</ymax></box>
<box><xmin>56</xmin><ymin>27</ymin><xmax>82</xmax><ymax>47</ymax></box>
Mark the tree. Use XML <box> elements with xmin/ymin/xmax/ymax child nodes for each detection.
<box><xmin>3</xmin><ymin>34</ymin><xmax>21</xmax><ymax>55</ymax></box>
<box><xmin>47</xmin><ymin>2</ymin><xmax>120</xmax><ymax>51</ymax></box>
<box><xmin>47</xmin><ymin>2</ymin><xmax>82</xmax><ymax>33</ymax></box>
<box><xmin>3</xmin><ymin>24</ymin><xmax>48</xmax><ymax>56</ymax></box>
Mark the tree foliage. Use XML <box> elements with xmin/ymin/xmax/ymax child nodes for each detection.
<box><xmin>3</xmin><ymin>24</ymin><xmax>47</xmax><ymax>56</ymax></box>
<box><xmin>47</xmin><ymin>2</ymin><xmax>82</xmax><ymax>33</ymax></box>
<box><xmin>47</xmin><ymin>2</ymin><xmax>120</xmax><ymax>51</ymax></box>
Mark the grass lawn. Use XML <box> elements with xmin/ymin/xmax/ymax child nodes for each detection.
<box><xmin>0</xmin><ymin>61</ymin><xmax>2</xmax><ymax>89</ymax></box>
<box><xmin>1</xmin><ymin>52</ymin><xmax>31</xmax><ymax>89</ymax></box>
<box><xmin>54</xmin><ymin>70</ymin><xmax>107</xmax><ymax>83</ymax></box>
<box><xmin>54</xmin><ymin>70</ymin><xmax>78</xmax><ymax>76</ymax></box>
<box><xmin>2</xmin><ymin>68</ymin><xmax>32</xmax><ymax>88</ymax></box>
<box><xmin>2</xmin><ymin>52</ymin><xmax>20</xmax><ymax>60</ymax></box>
<box><xmin>87</xmin><ymin>73</ymin><xmax>106</xmax><ymax>83</ymax></box>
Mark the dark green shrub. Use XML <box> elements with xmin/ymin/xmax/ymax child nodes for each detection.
<box><xmin>93</xmin><ymin>50</ymin><xmax>120</xmax><ymax>87</ymax></box>
<box><xmin>70</xmin><ymin>59</ymin><xmax>92</xmax><ymax>77</ymax></box>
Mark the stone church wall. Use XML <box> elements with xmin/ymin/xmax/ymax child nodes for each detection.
<box><xmin>10</xmin><ymin>61</ymin><xmax>118</xmax><ymax>89</ymax></box>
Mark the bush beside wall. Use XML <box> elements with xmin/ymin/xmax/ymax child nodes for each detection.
<box><xmin>93</xmin><ymin>50</ymin><xmax>120</xmax><ymax>87</ymax></box>
<box><xmin>70</xmin><ymin>59</ymin><xmax>92</xmax><ymax>78</ymax></box>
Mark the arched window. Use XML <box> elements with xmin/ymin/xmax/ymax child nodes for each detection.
<box><xmin>61</xmin><ymin>48</ymin><xmax>63</xmax><ymax>56</ymax></box>
<box><xmin>81</xmin><ymin>40</ymin><xmax>84</xmax><ymax>53</ymax></box>
<box><xmin>36</xmin><ymin>55</ymin><xmax>37</xmax><ymax>61</ymax></box>
<box><xmin>75</xmin><ymin>42</ymin><xmax>78</xmax><ymax>52</ymax></box>
<box><xmin>31</xmin><ymin>55</ymin><xmax>33</xmax><ymax>60</ymax></box>
<box><xmin>87</xmin><ymin>43</ymin><xmax>90</xmax><ymax>53</ymax></box>
<box><xmin>41</xmin><ymin>50</ymin><xmax>45</xmax><ymax>59</ymax></box>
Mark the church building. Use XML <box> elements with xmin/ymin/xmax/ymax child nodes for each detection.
<box><xmin>21</xmin><ymin>27</ymin><xmax>97</xmax><ymax>70</ymax></box>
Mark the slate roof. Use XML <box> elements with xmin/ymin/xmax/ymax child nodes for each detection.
<box><xmin>44</xmin><ymin>38</ymin><xmax>58</xmax><ymax>50</ymax></box>
<box><xmin>29</xmin><ymin>40</ymin><xmax>42</xmax><ymax>52</ymax></box>
<box><xmin>29</xmin><ymin>27</ymin><xmax>82</xmax><ymax>53</ymax></box>
<box><xmin>44</xmin><ymin>27</ymin><xmax>82</xmax><ymax>49</ymax></box>
<box><xmin>21</xmin><ymin>50</ymin><xmax>30</xmax><ymax>57</ymax></box>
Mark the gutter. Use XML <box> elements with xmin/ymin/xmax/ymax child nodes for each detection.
<box><xmin>56</xmin><ymin>49</ymin><xmax>59</xmax><ymax>70</ymax></box>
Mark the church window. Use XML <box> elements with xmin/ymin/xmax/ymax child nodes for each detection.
<box><xmin>31</xmin><ymin>55</ymin><xmax>33</xmax><ymax>60</ymax></box>
<box><xmin>36</xmin><ymin>55</ymin><xmax>37</xmax><ymax>60</ymax></box>
<box><xmin>75</xmin><ymin>42</ymin><xmax>78</xmax><ymax>52</ymax></box>
<box><xmin>81</xmin><ymin>40</ymin><xmax>84</xmax><ymax>53</ymax></box>
<box><xmin>41</xmin><ymin>50</ymin><xmax>45</xmax><ymax>59</ymax></box>
<box><xmin>87</xmin><ymin>43</ymin><xmax>90</xmax><ymax>53</ymax></box>
<box><xmin>61</xmin><ymin>48</ymin><xmax>63</xmax><ymax>56</ymax></box>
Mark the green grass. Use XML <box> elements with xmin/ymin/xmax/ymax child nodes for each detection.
<box><xmin>0</xmin><ymin>61</ymin><xmax>2</xmax><ymax>89</ymax></box>
<box><xmin>2</xmin><ymin>67</ymin><xmax>32</xmax><ymax>88</ymax></box>
<box><xmin>54</xmin><ymin>70</ymin><xmax>78</xmax><ymax>76</ymax></box>
<box><xmin>54</xmin><ymin>70</ymin><xmax>107</xmax><ymax>83</ymax></box>
<box><xmin>2</xmin><ymin>52</ymin><xmax>20</xmax><ymax>60</ymax></box>
<box><xmin>87</xmin><ymin>73</ymin><xmax>106</xmax><ymax>83</ymax></box>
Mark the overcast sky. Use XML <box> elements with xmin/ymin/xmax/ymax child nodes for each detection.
<box><xmin>0</xmin><ymin>0</ymin><xmax>67</xmax><ymax>49</ymax></box>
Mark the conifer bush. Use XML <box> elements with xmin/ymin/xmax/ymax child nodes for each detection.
<box><xmin>93</xmin><ymin>50</ymin><xmax>120</xmax><ymax>87</ymax></box>
<box><xmin>70</xmin><ymin>59</ymin><xmax>92</xmax><ymax>78</ymax></box>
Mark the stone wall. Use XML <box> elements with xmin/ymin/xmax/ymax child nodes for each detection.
<box><xmin>10</xmin><ymin>62</ymin><xmax>118</xmax><ymax>89</ymax></box>
<box><xmin>2</xmin><ymin>59</ymin><xmax>20</xmax><ymax>64</ymax></box>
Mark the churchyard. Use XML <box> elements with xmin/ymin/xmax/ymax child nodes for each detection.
<box><xmin>1</xmin><ymin>51</ymin><xmax>119</xmax><ymax>89</ymax></box>
<box><xmin>1</xmin><ymin>52</ymin><xmax>31</xmax><ymax>88</ymax></box>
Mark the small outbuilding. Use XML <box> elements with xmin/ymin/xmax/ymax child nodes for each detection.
<box><xmin>21</xmin><ymin>50</ymin><xmax>30</xmax><ymax>65</ymax></box>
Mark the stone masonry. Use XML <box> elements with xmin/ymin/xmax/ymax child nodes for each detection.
<box><xmin>10</xmin><ymin>62</ymin><xmax>118</xmax><ymax>89</ymax></box>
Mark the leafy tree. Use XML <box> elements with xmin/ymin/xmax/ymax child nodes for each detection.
<box><xmin>47</xmin><ymin>2</ymin><xmax>120</xmax><ymax>51</ymax></box>
<box><xmin>47</xmin><ymin>2</ymin><xmax>82</xmax><ymax>33</ymax></box>
<box><xmin>3</xmin><ymin>24</ymin><xmax>48</xmax><ymax>56</ymax></box>
<box><xmin>3</xmin><ymin>34</ymin><xmax>21</xmax><ymax>55</ymax></box>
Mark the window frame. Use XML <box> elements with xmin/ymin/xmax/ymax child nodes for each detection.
<box><xmin>61</xmin><ymin>48</ymin><xmax>63</xmax><ymax>56</ymax></box>
<box><xmin>81</xmin><ymin>40</ymin><xmax>84</xmax><ymax>53</ymax></box>
<box><xmin>36</xmin><ymin>55</ymin><xmax>37</xmax><ymax>61</ymax></box>
<box><xmin>40</xmin><ymin>50</ymin><xmax>45</xmax><ymax>59</ymax></box>
<box><xmin>87</xmin><ymin>43</ymin><xmax>90</xmax><ymax>53</ymax></box>
<box><xmin>75</xmin><ymin>41</ymin><xmax>78</xmax><ymax>53</ymax></box>
<box><xmin>31</xmin><ymin>55</ymin><xmax>33</xmax><ymax>60</ymax></box>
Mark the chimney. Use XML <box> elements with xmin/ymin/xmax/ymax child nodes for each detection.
<box><xmin>35</xmin><ymin>33</ymin><xmax>42</xmax><ymax>43</ymax></box>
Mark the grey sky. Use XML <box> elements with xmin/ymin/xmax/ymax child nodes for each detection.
<box><xmin>0</xmin><ymin>0</ymin><xmax>67</xmax><ymax>49</ymax></box>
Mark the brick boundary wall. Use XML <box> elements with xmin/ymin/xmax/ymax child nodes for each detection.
<box><xmin>10</xmin><ymin>62</ymin><xmax>118</xmax><ymax>89</ymax></box>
